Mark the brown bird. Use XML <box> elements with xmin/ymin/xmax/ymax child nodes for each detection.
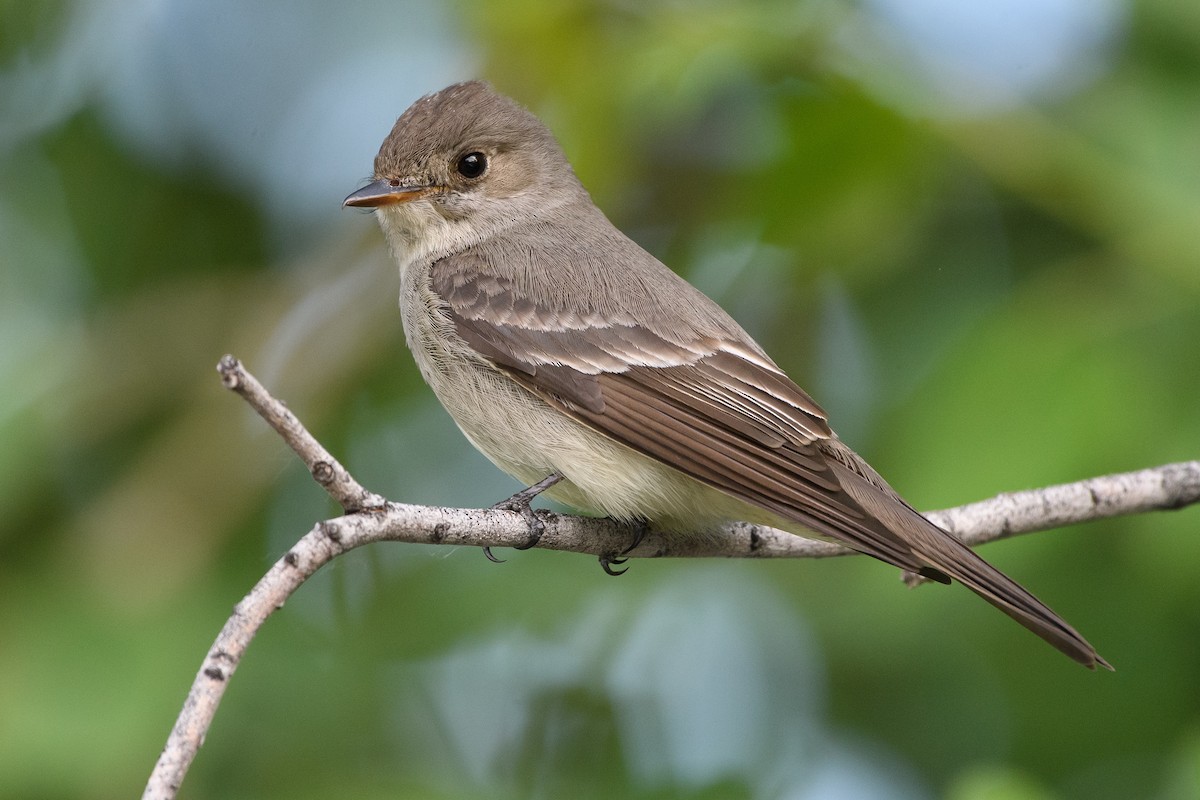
<box><xmin>344</xmin><ymin>81</ymin><xmax>1109</xmax><ymax>670</ymax></box>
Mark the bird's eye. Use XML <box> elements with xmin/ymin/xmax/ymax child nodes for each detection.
<box><xmin>456</xmin><ymin>152</ymin><xmax>487</xmax><ymax>179</ymax></box>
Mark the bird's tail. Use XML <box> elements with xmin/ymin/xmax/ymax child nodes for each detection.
<box><xmin>824</xmin><ymin>447</ymin><xmax>1110</xmax><ymax>670</ymax></box>
<box><xmin>908</xmin><ymin>521</ymin><xmax>1111</xmax><ymax>669</ymax></box>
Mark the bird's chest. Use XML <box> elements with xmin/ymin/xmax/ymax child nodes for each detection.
<box><xmin>397</xmin><ymin>265</ymin><xmax>554</xmax><ymax>470</ymax></box>
<box><xmin>398</xmin><ymin>264</ymin><xmax>483</xmax><ymax>397</ymax></box>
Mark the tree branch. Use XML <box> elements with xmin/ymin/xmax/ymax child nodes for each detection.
<box><xmin>142</xmin><ymin>356</ymin><xmax>1200</xmax><ymax>799</ymax></box>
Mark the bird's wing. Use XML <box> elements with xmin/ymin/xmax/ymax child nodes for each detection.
<box><xmin>430</xmin><ymin>256</ymin><xmax>1107</xmax><ymax>669</ymax></box>
<box><xmin>434</xmin><ymin>256</ymin><xmax>950</xmax><ymax>575</ymax></box>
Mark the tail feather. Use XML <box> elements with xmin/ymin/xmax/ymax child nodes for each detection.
<box><xmin>911</xmin><ymin>524</ymin><xmax>1111</xmax><ymax>669</ymax></box>
<box><xmin>823</xmin><ymin>447</ymin><xmax>1110</xmax><ymax>670</ymax></box>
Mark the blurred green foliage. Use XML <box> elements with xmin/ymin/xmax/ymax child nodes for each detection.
<box><xmin>1</xmin><ymin>1</ymin><xmax>1198</xmax><ymax>798</ymax></box>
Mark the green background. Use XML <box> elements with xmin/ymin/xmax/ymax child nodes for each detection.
<box><xmin>2</xmin><ymin>1</ymin><xmax>1199</xmax><ymax>798</ymax></box>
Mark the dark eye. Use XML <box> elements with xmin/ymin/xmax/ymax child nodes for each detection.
<box><xmin>456</xmin><ymin>152</ymin><xmax>487</xmax><ymax>179</ymax></box>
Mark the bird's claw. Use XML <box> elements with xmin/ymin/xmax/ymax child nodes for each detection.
<box><xmin>596</xmin><ymin>518</ymin><xmax>649</xmax><ymax>576</ymax></box>
<box><xmin>599</xmin><ymin>554</ymin><xmax>629</xmax><ymax>576</ymax></box>
<box><xmin>483</xmin><ymin>473</ymin><xmax>563</xmax><ymax>563</ymax></box>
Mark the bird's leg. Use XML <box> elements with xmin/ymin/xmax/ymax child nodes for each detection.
<box><xmin>483</xmin><ymin>472</ymin><xmax>564</xmax><ymax>563</ymax></box>
<box><xmin>598</xmin><ymin>517</ymin><xmax>650</xmax><ymax>576</ymax></box>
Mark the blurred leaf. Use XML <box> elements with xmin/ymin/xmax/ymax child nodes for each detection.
<box><xmin>1163</xmin><ymin>729</ymin><xmax>1200</xmax><ymax>800</ymax></box>
<box><xmin>948</xmin><ymin>765</ymin><xmax>1058</xmax><ymax>800</ymax></box>
<box><xmin>42</xmin><ymin>112</ymin><xmax>268</xmax><ymax>295</ymax></box>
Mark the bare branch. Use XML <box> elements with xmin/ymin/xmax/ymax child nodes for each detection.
<box><xmin>925</xmin><ymin>463</ymin><xmax>1200</xmax><ymax>546</ymax></box>
<box><xmin>216</xmin><ymin>354</ymin><xmax>385</xmax><ymax>513</ymax></box>
<box><xmin>143</xmin><ymin>356</ymin><xmax>1200</xmax><ymax>799</ymax></box>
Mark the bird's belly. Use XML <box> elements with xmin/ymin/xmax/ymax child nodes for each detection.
<box><xmin>427</xmin><ymin>355</ymin><xmax>754</xmax><ymax>534</ymax></box>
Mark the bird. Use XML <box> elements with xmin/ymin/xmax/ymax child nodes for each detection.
<box><xmin>343</xmin><ymin>80</ymin><xmax>1109</xmax><ymax>670</ymax></box>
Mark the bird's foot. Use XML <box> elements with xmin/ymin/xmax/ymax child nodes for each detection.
<box><xmin>483</xmin><ymin>472</ymin><xmax>564</xmax><ymax>563</ymax></box>
<box><xmin>597</xmin><ymin>517</ymin><xmax>650</xmax><ymax>576</ymax></box>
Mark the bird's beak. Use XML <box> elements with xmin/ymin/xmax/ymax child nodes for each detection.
<box><xmin>342</xmin><ymin>179</ymin><xmax>437</xmax><ymax>208</ymax></box>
